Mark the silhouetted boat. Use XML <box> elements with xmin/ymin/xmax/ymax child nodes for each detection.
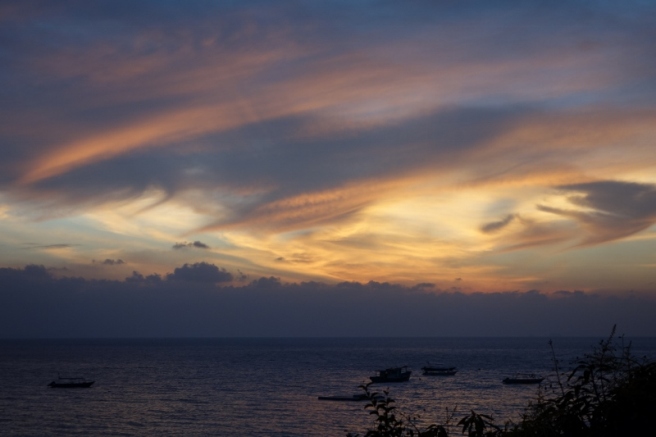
<box><xmin>48</xmin><ymin>376</ymin><xmax>94</xmax><ymax>388</ymax></box>
<box><xmin>317</xmin><ymin>393</ymin><xmax>384</xmax><ymax>402</ymax></box>
<box><xmin>422</xmin><ymin>364</ymin><xmax>457</xmax><ymax>376</ymax></box>
<box><xmin>370</xmin><ymin>366</ymin><xmax>411</xmax><ymax>383</ymax></box>
<box><xmin>502</xmin><ymin>374</ymin><xmax>543</xmax><ymax>385</ymax></box>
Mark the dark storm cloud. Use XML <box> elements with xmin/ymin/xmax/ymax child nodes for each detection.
<box><xmin>538</xmin><ymin>180</ymin><xmax>656</xmax><ymax>245</ymax></box>
<box><xmin>105</xmin><ymin>259</ymin><xmax>124</xmax><ymax>265</ymax></box>
<box><xmin>125</xmin><ymin>271</ymin><xmax>162</xmax><ymax>284</ymax></box>
<box><xmin>166</xmin><ymin>262</ymin><xmax>232</xmax><ymax>283</ymax></box>
<box><xmin>0</xmin><ymin>264</ymin><xmax>52</xmax><ymax>283</ymax></box>
<box><xmin>97</xmin><ymin>259</ymin><xmax>125</xmax><ymax>266</ymax></box>
<box><xmin>0</xmin><ymin>264</ymin><xmax>655</xmax><ymax>338</ymax></box>
<box><xmin>173</xmin><ymin>241</ymin><xmax>210</xmax><ymax>250</ymax></box>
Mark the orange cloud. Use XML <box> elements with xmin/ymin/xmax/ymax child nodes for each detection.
<box><xmin>197</xmin><ymin>178</ymin><xmax>401</xmax><ymax>234</ymax></box>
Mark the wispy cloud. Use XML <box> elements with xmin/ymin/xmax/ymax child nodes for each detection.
<box><xmin>35</xmin><ymin>244</ymin><xmax>75</xmax><ymax>250</ymax></box>
<box><xmin>538</xmin><ymin>181</ymin><xmax>656</xmax><ymax>245</ymax></box>
<box><xmin>481</xmin><ymin>214</ymin><xmax>516</xmax><ymax>234</ymax></box>
<box><xmin>0</xmin><ymin>1</ymin><xmax>655</xmax><ymax>293</ymax></box>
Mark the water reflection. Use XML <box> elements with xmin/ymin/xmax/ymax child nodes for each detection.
<box><xmin>0</xmin><ymin>337</ymin><xmax>654</xmax><ymax>435</ymax></box>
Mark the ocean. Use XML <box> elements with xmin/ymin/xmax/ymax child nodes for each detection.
<box><xmin>1</xmin><ymin>337</ymin><xmax>655</xmax><ymax>436</ymax></box>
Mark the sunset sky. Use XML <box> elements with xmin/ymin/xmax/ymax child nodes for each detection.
<box><xmin>1</xmin><ymin>1</ymin><xmax>656</xmax><ymax>337</ymax></box>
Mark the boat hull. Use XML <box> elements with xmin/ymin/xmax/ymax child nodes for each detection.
<box><xmin>423</xmin><ymin>370</ymin><xmax>457</xmax><ymax>376</ymax></box>
<box><xmin>318</xmin><ymin>394</ymin><xmax>385</xmax><ymax>401</ymax></box>
<box><xmin>370</xmin><ymin>373</ymin><xmax>411</xmax><ymax>383</ymax></box>
<box><xmin>318</xmin><ymin>395</ymin><xmax>368</xmax><ymax>401</ymax></box>
<box><xmin>48</xmin><ymin>381</ymin><xmax>94</xmax><ymax>388</ymax></box>
<box><xmin>502</xmin><ymin>378</ymin><xmax>543</xmax><ymax>385</ymax></box>
<box><xmin>422</xmin><ymin>367</ymin><xmax>457</xmax><ymax>376</ymax></box>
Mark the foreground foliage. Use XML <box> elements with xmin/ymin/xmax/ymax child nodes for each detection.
<box><xmin>350</xmin><ymin>326</ymin><xmax>656</xmax><ymax>437</ymax></box>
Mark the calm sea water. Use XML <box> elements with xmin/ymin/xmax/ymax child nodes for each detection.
<box><xmin>1</xmin><ymin>337</ymin><xmax>655</xmax><ymax>436</ymax></box>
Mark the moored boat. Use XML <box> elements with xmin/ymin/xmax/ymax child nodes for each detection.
<box><xmin>369</xmin><ymin>366</ymin><xmax>411</xmax><ymax>383</ymax></box>
<box><xmin>317</xmin><ymin>393</ymin><xmax>384</xmax><ymax>402</ymax></box>
<box><xmin>48</xmin><ymin>376</ymin><xmax>94</xmax><ymax>388</ymax></box>
<box><xmin>502</xmin><ymin>374</ymin><xmax>544</xmax><ymax>385</ymax></box>
<box><xmin>422</xmin><ymin>365</ymin><xmax>457</xmax><ymax>376</ymax></box>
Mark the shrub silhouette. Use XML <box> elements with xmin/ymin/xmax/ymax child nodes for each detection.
<box><xmin>350</xmin><ymin>326</ymin><xmax>655</xmax><ymax>437</ymax></box>
<box><xmin>515</xmin><ymin>326</ymin><xmax>656</xmax><ymax>436</ymax></box>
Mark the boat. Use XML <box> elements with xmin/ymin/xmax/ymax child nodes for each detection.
<box><xmin>369</xmin><ymin>366</ymin><xmax>411</xmax><ymax>383</ymax></box>
<box><xmin>318</xmin><ymin>394</ymin><xmax>370</xmax><ymax>401</ymax></box>
<box><xmin>48</xmin><ymin>376</ymin><xmax>94</xmax><ymax>388</ymax></box>
<box><xmin>502</xmin><ymin>374</ymin><xmax>544</xmax><ymax>385</ymax></box>
<box><xmin>317</xmin><ymin>393</ymin><xmax>384</xmax><ymax>402</ymax></box>
<box><xmin>422</xmin><ymin>364</ymin><xmax>457</xmax><ymax>376</ymax></box>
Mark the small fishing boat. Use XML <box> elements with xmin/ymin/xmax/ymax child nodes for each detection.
<box><xmin>317</xmin><ymin>393</ymin><xmax>383</xmax><ymax>402</ymax></box>
<box><xmin>48</xmin><ymin>376</ymin><xmax>94</xmax><ymax>388</ymax></box>
<box><xmin>369</xmin><ymin>366</ymin><xmax>411</xmax><ymax>383</ymax></box>
<box><xmin>421</xmin><ymin>367</ymin><xmax>458</xmax><ymax>376</ymax></box>
<box><xmin>502</xmin><ymin>374</ymin><xmax>544</xmax><ymax>385</ymax></box>
<box><xmin>422</xmin><ymin>364</ymin><xmax>457</xmax><ymax>376</ymax></box>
